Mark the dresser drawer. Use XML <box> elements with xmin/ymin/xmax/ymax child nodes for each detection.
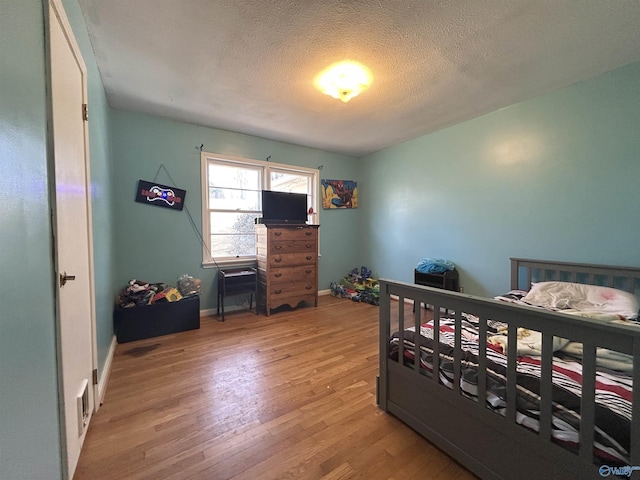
<box><xmin>269</xmin><ymin>252</ymin><xmax>316</xmax><ymax>267</ymax></box>
<box><xmin>268</xmin><ymin>282</ymin><xmax>316</xmax><ymax>298</ymax></box>
<box><xmin>268</xmin><ymin>265</ymin><xmax>316</xmax><ymax>285</ymax></box>
<box><xmin>270</xmin><ymin>239</ymin><xmax>316</xmax><ymax>255</ymax></box>
<box><xmin>269</xmin><ymin>228</ymin><xmax>316</xmax><ymax>241</ymax></box>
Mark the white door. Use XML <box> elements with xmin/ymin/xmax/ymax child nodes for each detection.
<box><xmin>48</xmin><ymin>0</ymin><xmax>97</xmax><ymax>477</ymax></box>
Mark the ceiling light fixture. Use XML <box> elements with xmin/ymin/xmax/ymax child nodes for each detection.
<box><xmin>314</xmin><ymin>61</ymin><xmax>372</xmax><ymax>103</ymax></box>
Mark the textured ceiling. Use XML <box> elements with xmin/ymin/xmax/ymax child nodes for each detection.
<box><xmin>77</xmin><ymin>0</ymin><xmax>640</xmax><ymax>157</ymax></box>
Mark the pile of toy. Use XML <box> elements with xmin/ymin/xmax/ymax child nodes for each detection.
<box><xmin>116</xmin><ymin>274</ymin><xmax>201</xmax><ymax>308</ymax></box>
<box><xmin>330</xmin><ymin>266</ymin><xmax>379</xmax><ymax>305</ymax></box>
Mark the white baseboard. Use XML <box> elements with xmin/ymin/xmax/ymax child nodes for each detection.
<box><xmin>201</xmin><ymin>290</ymin><xmax>331</xmax><ymax>318</ymax></box>
<box><xmin>97</xmin><ymin>335</ymin><xmax>116</xmax><ymax>408</ymax></box>
<box><xmin>200</xmin><ymin>307</ymin><xmax>217</xmax><ymax>317</ymax></box>
<box><xmin>390</xmin><ymin>293</ymin><xmax>415</xmax><ymax>305</ymax></box>
<box><xmin>200</xmin><ymin>304</ymin><xmax>252</xmax><ymax>318</ymax></box>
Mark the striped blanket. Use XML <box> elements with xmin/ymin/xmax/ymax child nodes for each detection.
<box><xmin>390</xmin><ymin>312</ymin><xmax>632</xmax><ymax>464</ymax></box>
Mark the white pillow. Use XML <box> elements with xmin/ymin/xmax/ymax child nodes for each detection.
<box><xmin>521</xmin><ymin>281</ymin><xmax>639</xmax><ymax>319</ymax></box>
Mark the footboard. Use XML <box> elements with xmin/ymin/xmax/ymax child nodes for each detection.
<box><xmin>377</xmin><ymin>265</ymin><xmax>640</xmax><ymax>480</ymax></box>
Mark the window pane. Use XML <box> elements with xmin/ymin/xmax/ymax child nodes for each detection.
<box><xmin>208</xmin><ymin>163</ymin><xmax>261</xmax><ymax>190</ymax></box>
<box><xmin>210</xmin><ymin>211</ymin><xmax>259</xmax><ymax>234</ymax></box>
<box><xmin>270</xmin><ymin>171</ymin><xmax>310</xmax><ymax>194</ymax></box>
<box><xmin>209</xmin><ymin>187</ymin><xmax>260</xmax><ymax>211</ymax></box>
<box><xmin>211</xmin><ymin>233</ymin><xmax>256</xmax><ymax>257</ymax></box>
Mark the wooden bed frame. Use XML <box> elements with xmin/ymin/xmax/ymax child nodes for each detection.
<box><xmin>377</xmin><ymin>258</ymin><xmax>640</xmax><ymax>480</ymax></box>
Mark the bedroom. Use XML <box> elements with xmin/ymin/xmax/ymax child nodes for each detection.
<box><xmin>2</xmin><ymin>1</ymin><xmax>640</xmax><ymax>479</ymax></box>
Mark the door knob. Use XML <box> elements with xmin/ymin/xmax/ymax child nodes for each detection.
<box><xmin>60</xmin><ymin>272</ymin><xmax>76</xmax><ymax>286</ymax></box>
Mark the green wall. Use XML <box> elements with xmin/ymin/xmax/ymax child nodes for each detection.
<box><xmin>0</xmin><ymin>1</ymin><xmax>115</xmax><ymax>478</ymax></box>
<box><xmin>0</xmin><ymin>1</ymin><xmax>61</xmax><ymax>478</ymax></box>
<box><xmin>360</xmin><ymin>61</ymin><xmax>640</xmax><ymax>297</ymax></box>
<box><xmin>110</xmin><ymin>110</ymin><xmax>361</xmax><ymax>310</ymax></box>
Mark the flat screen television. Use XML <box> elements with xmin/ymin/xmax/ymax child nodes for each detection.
<box><xmin>261</xmin><ymin>190</ymin><xmax>308</xmax><ymax>224</ymax></box>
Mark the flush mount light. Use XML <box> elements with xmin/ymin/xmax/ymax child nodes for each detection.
<box><xmin>314</xmin><ymin>61</ymin><xmax>372</xmax><ymax>103</ymax></box>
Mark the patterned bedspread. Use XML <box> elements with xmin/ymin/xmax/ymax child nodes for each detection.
<box><xmin>389</xmin><ymin>307</ymin><xmax>633</xmax><ymax>464</ymax></box>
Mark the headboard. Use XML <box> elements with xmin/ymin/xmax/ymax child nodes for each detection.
<box><xmin>510</xmin><ymin>257</ymin><xmax>640</xmax><ymax>295</ymax></box>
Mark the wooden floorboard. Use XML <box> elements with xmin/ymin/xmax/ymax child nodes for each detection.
<box><xmin>74</xmin><ymin>295</ymin><xmax>477</xmax><ymax>480</ymax></box>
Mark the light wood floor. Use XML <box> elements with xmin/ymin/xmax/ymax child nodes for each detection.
<box><xmin>74</xmin><ymin>295</ymin><xmax>477</xmax><ymax>480</ymax></box>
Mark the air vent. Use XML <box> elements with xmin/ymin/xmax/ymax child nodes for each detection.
<box><xmin>76</xmin><ymin>379</ymin><xmax>89</xmax><ymax>436</ymax></box>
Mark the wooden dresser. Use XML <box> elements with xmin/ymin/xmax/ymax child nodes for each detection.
<box><xmin>255</xmin><ymin>224</ymin><xmax>319</xmax><ymax>315</ymax></box>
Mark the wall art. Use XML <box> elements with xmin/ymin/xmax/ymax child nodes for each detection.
<box><xmin>321</xmin><ymin>179</ymin><xmax>358</xmax><ymax>209</ymax></box>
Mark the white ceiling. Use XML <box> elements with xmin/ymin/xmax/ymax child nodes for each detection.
<box><xmin>77</xmin><ymin>0</ymin><xmax>640</xmax><ymax>158</ymax></box>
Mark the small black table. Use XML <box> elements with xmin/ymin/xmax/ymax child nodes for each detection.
<box><xmin>217</xmin><ymin>268</ymin><xmax>257</xmax><ymax>321</ymax></box>
<box><xmin>414</xmin><ymin>268</ymin><xmax>459</xmax><ymax>292</ymax></box>
<box><xmin>414</xmin><ymin>268</ymin><xmax>459</xmax><ymax>312</ymax></box>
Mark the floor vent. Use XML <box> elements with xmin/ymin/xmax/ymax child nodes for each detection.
<box><xmin>76</xmin><ymin>379</ymin><xmax>89</xmax><ymax>436</ymax></box>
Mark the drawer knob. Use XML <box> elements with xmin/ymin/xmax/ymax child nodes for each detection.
<box><xmin>305</xmin><ymin>231</ymin><xmax>312</xmax><ymax>236</ymax></box>
<box><xmin>305</xmin><ymin>285</ymin><xmax>312</xmax><ymax>290</ymax></box>
<box><xmin>274</xmin><ymin>273</ymin><xmax>282</xmax><ymax>278</ymax></box>
<box><xmin>275</xmin><ymin>289</ymin><xmax>282</xmax><ymax>294</ymax></box>
<box><xmin>275</xmin><ymin>258</ymin><xmax>282</xmax><ymax>263</ymax></box>
<box><xmin>305</xmin><ymin>270</ymin><xmax>311</xmax><ymax>274</ymax></box>
<box><xmin>275</xmin><ymin>245</ymin><xmax>282</xmax><ymax>250</ymax></box>
<box><xmin>305</xmin><ymin>256</ymin><xmax>312</xmax><ymax>260</ymax></box>
<box><xmin>274</xmin><ymin>231</ymin><xmax>282</xmax><ymax>236</ymax></box>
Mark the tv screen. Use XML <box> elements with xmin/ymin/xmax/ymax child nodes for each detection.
<box><xmin>261</xmin><ymin>190</ymin><xmax>307</xmax><ymax>224</ymax></box>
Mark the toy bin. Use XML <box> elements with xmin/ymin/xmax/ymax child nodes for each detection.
<box><xmin>113</xmin><ymin>296</ymin><xmax>200</xmax><ymax>343</ymax></box>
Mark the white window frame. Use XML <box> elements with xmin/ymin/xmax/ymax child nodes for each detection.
<box><xmin>201</xmin><ymin>152</ymin><xmax>319</xmax><ymax>267</ymax></box>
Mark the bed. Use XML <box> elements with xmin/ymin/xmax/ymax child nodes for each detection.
<box><xmin>377</xmin><ymin>258</ymin><xmax>640</xmax><ymax>480</ymax></box>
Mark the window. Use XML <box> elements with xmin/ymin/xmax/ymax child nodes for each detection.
<box><xmin>201</xmin><ymin>153</ymin><xmax>319</xmax><ymax>266</ymax></box>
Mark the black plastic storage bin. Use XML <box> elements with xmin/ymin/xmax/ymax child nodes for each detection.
<box><xmin>114</xmin><ymin>296</ymin><xmax>200</xmax><ymax>343</ymax></box>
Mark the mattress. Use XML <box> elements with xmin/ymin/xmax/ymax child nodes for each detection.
<box><xmin>389</xmin><ymin>299</ymin><xmax>633</xmax><ymax>465</ymax></box>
